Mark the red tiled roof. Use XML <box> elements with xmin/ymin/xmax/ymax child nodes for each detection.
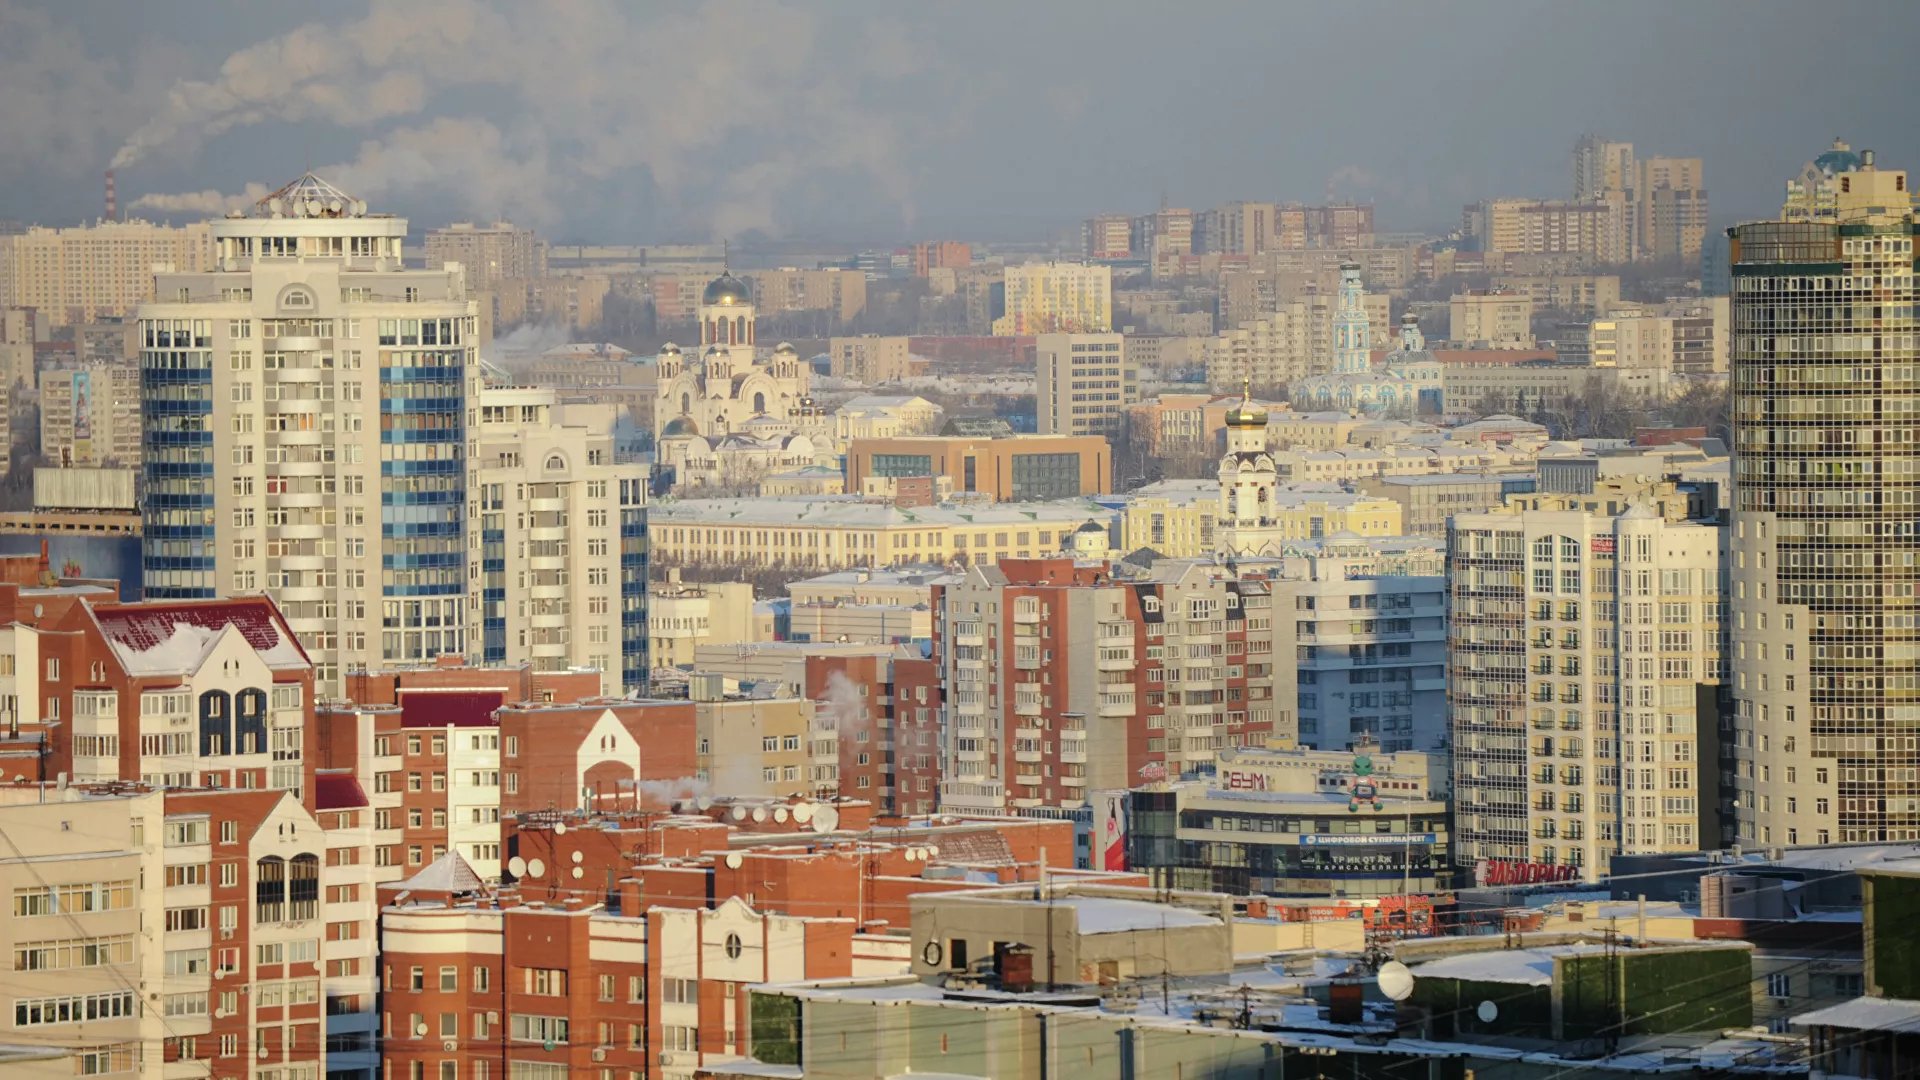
<box><xmin>313</xmin><ymin>772</ymin><xmax>369</xmax><ymax>811</ymax></box>
<box><xmin>89</xmin><ymin>598</ymin><xmax>309</xmax><ymax>675</ymax></box>
<box><xmin>400</xmin><ymin>690</ymin><xmax>506</xmax><ymax>729</ymax></box>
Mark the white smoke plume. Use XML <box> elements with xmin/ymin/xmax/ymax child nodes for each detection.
<box><xmin>108</xmin><ymin>0</ymin><xmax>935</xmax><ymax>237</ymax></box>
<box><xmin>817</xmin><ymin>670</ymin><xmax>870</xmax><ymax>736</ymax></box>
<box><xmin>630</xmin><ymin>776</ymin><xmax>709</xmax><ymax>808</ymax></box>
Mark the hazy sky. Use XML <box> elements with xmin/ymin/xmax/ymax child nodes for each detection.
<box><xmin>4</xmin><ymin>0</ymin><xmax>1917</xmax><ymax>243</ymax></box>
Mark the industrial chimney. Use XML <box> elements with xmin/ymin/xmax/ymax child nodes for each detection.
<box><xmin>104</xmin><ymin>169</ymin><xmax>117</xmax><ymax>222</ymax></box>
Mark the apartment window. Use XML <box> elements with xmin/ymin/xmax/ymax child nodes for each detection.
<box><xmin>525</xmin><ymin>967</ymin><xmax>567</xmax><ymax>996</ymax></box>
<box><xmin>440</xmin><ymin>966</ymin><xmax>458</xmax><ymax>992</ymax></box>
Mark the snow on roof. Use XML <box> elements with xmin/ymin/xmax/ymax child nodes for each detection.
<box><xmin>93</xmin><ymin>600</ymin><xmax>308</xmax><ymax>676</ymax></box>
<box><xmin>1055</xmin><ymin>896</ymin><xmax>1220</xmax><ymax>935</ymax></box>
<box><xmin>397</xmin><ymin>851</ymin><xmax>488</xmax><ymax>895</ymax></box>
<box><xmin>1793</xmin><ymin>995</ymin><xmax>1920</xmax><ymax>1032</ymax></box>
<box><xmin>1409</xmin><ymin>943</ymin><xmax>1609</xmax><ymax>987</ymax></box>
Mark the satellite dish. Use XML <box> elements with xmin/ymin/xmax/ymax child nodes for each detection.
<box><xmin>570</xmin><ymin>867</ymin><xmax>583</xmax><ymax>880</ymax></box>
<box><xmin>751</xmin><ymin>807</ymin><xmax>768</xmax><ymax>823</ymax></box>
<box><xmin>1377</xmin><ymin>961</ymin><xmax>1415</xmax><ymax>1002</ymax></box>
<box><xmin>724</xmin><ymin>852</ymin><xmax>744</xmax><ymax>869</ymax></box>
<box><xmin>570</xmin><ymin>851</ymin><xmax>583</xmax><ymax>864</ymax></box>
<box><xmin>1477</xmin><ymin>1000</ymin><xmax>1499</xmax><ymax>1024</ymax></box>
<box><xmin>508</xmin><ymin>856</ymin><xmax>527</xmax><ymax>877</ymax></box>
<box><xmin>696</xmin><ymin>796</ymin><xmax>714</xmax><ymax>811</ymax></box>
<box><xmin>414</xmin><ymin>1022</ymin><xmax>427</xmax><ymax>1037</ymax></box>
<box><xmin>905</xmin><ymin>848</ymin><xmax>921</xmax><ymax>863</ymax></box>
<box><xmin>526</xmin><ymin>858</ymin><xmax>546</xmax><ymax>879</ymax></box>
<box><xmin>327</xmin><ymin>199</ymin><xmax>342</xmax><ymax>213</ymax></box>
<box><xmin>552</xmin><ymin>822</ymin><xmax>567</xmax><ymax>835</ymax></box>
<box><xmin>774</xmin><ymin>807</ymin><xmax>789</xmax><ymax>823</ymax></box>
<box><xmin>730</xmin><ymin>806</ymin><xmax>747</xmax><ymax>821</ymax></box>
<box><xmin>792</xmin><ymin>803</ymin><xmax>814</xmax><ymax>823</ymax></box>
<box><xmin>306</xmin><ymin>198</ymin><xmax>322</xmax><ymax>216</ymax></box>
<box><xmin>812</xmin><ymin>805</ymin><xmax>840</xmax><ymax>833</ymax></box>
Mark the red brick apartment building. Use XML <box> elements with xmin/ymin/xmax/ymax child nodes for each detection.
<box><xmin>934</xmin><ymin>557</ymin><xmax>1287</xmax><ymax>816</ymax></box>
<box><xmin>379</xmin><ymin>808</ymin><xmax>1128</xmax><ymax>1080</ymax></box>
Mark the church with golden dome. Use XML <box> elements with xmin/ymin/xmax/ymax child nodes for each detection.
<box><xmin>1216</xmin><ymin>381</ymin><xmax>1286</xmax><ymax>557</ymax></box>
<box><xmin>654</xmin><ymin>270</ymin><xmax>833</xmax><ymax>490</ymax></box>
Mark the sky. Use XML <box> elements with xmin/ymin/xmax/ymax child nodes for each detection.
<box><xmin>3</xmin><ymin>0</ymin><xmax>1918</xmax><ymax>244</ymax></box>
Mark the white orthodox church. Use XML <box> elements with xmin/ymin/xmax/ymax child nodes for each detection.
<box><xmin>1290</xmin><ymin>263</ymin><xmax>1441</xmax><ymax>418</ymax></box>
<box><xmin>654</xmin><ymin>271</ymin><xmax>834</xmax><ymax>490</ymax></box>
<box><xmin>1215</xmin><ymin>386</ymin><xmax>1286</xmax><ymax>557</ymax></box>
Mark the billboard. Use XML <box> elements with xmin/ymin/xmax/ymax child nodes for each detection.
<box><xmin>1093</xmin><ymin>789</ymin><xmax>1127</xmax><ymax>871</ymax></box>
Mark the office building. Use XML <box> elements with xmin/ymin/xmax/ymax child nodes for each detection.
<box><xmin>0</xmin><ymin>218</ymin><xmax>214</xmax><ymax>326</ymax></box>
<box><xmin>137</xmin><ymin>173</ymin><xmax>479</xmax><ymax>692</ymax></box>
<box><xmin>845</xmin><ymin>431</ymin><xmax>1110</xmax><ymax>502</ymax></box>
<box><xmin>39</xmin><ymin>364</ymin><xmax>141</xmax><ymax>468</ymax></box>
<box><xmin>993</xmin><ymin>262</ymin><xmax>1112</xmax><ymax>335</ymax></box>
<box><xmin>423</xmin><ymin>220</ymin><xmax>547</xmax><ymax>292</ymax></box>
<box><xmin>1449</xmin><ymin>475</ymin><xmax>1725</xmax><ymax>881</ymax></box>
<box><xmin>468</xmin><ymin>386</ymin><xmax>651</xmax><ymax>694</ymax></box>
<box><xmin>1731</xmin><ymin>150</ymin><xmax>1920</xmax><ymax>847</ymax></box>
<box><xmin>1035</xmin><ymin>332</ymin><xmax>1130</xmax><ymax>437</ymax></box>
<box><xmin>647</xmin><ymin>497</ymin><xmax>1114</xmax><ymax>571</ymax></box>
<box><xmin>1127</xmin><ymin>744</ymin><xmax>1451</xmax><ymax>897</ymax></box>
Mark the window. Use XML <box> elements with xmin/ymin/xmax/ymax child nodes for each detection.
<box><xmin>525</xmin><ymin>968</ymin><xmax>567</xmax><ymax>996</ymax></box>
<box><xmin>440</xmin><ymin>966</ymin><xmax>459</xmax><ymax>992</ymax></box>
<box><xmin>509</xmin><ymin>1014</ymin><xmax>569</xmax><ymax>1044</ymax></box>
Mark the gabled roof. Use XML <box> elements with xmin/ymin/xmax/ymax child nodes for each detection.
<box><xmin>88</xmin><ymin>598</ymin><xmax>309</xmax><ymax>677</ymax></box>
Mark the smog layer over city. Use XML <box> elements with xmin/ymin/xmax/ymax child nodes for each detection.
<box><xmin>0</xmin><ymin>1</ymin><xmax>1916</xmax><ymax>1077</ymax></box>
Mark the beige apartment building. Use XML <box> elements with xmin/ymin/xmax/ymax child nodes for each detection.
<box><xmin>0</xmin><ymin>218</ymin><xmax>214</xmax><ymax>326</ymax></box>
<box><xmin>0</xmin><ymin>787</ymin><xmax>165</xmax><ymax>1080</ymax></box>
<box><xmin>828</xmin><ymin>334</ymin><xmax>913</xmax><ymax>383</ymax></box>
<box><xmin>1463</xmin><ymin>197</ymin><xmax>1630</xmax><ymax>265</ymax></box>
<box><xmin>650</xmin><ymin>570</ymin><xmax>759</xmax><ymax>668</ymax></box>
<box><xmin>691</xmin><ymin>688</ymin><xmax>836</xmax><ymax>797</ymax></box>
<box><xmin>137</xmin><ymin>173</ymin><xmax>479</xmax><ymax>693</ymax></box>
<box><xmin>993</xmin><ymin>261</ymin><xmax>1112</xmax><ymax>335</ymax></box>
<box><xmin>423</xmin><ymin>220</ymin><xmax>547</xmax><ymax>292</ymax></box>
<box><xmin>1207</xmin><ymin>287</ymin><xmax>1390</xmax><ymax>391</ymax></box>
<box><xmin>1492</xmin><ymin>273</ymin><xmax>1622</xmax><ymax>316</ymax></box>
<box><xmin>40</xmin><ymin>364</ymin><xmax>141</xmax><ymax>467</ymax></box>
<box><xmin>745</xmin><ymin>267</ymin><xmax>868</xmax><ymax>323</ymax></box>
<box><xmin>1450</xmin><ymin>290</ymin><xmax>1535</xmax><ymax>348</ymax></box>
<box><xmin>1449</xmin><ymin>475</ymin><xmax>1725</xmax><ymax>881</ymax></box>
<box><xmin>468</xmin><ymin>386</ymin><xmax>651</xmax><ymax>694</ymax></box>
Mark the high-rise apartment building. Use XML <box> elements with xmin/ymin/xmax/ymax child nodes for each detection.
<box><xmin>743</xmin><ymin>267</ymin><xmax>868</xmax><ymax>323</ymax></box>
<box><xmin>1035</xmin><ymin>332</ymin><xmax>1130</xmax><ymax>438</ymax></box>
<box><xmin>40</xmin><ymin>364</ymin><xmax>142</xmax><ymax>467</ymax></box>
<box><xmin>934</xmin><ymin>557</ymin><xmax>1291</xmax><ymax>815</ymax></box>
<box><xmin>1197</xmin><ymin>201</ymin><xmax>1275</xmax><ymax>256</ymax></box>
<box><xmin>1463</xmin><ymin>197</ymin><xmax>1630</xmax><ymax>265</ymax></box>
<box><xmin>1450</xmin><ymin>474</ymin><xmax>1725</xmax><ymax>880</ymax></box>
<box><xmin>1574</xmin><ymin>135</ymin><xmax>1638</xmax><ymax>202</ymax></box>
<box><xmin>0</xmin><ymin>219</ymin><xmax>214</xmax><ymax>326</ymax></box>
<box><xmin>422</xmin><ymin>220</ymin><xmax>547</xmax><ymax>292</ymax></box>
<box><xmin>1449</xmin><ymin>290</ymin><xmax>1536</xmax><ymax>348</ymax></box>
<box><xmin>993</xmin><ymin>261</ymin><xmax>1112</xmax><ymax>335</ymax></box>
<box><xmin>1638</xmin><ymin>157</ymin><xmax>1709</xmax><ymax>263</ymax></box>
<box><xmin>468</xmin><ymin>386</ymin><xmax>651</xmax><ymax>694</ymax></box>
<box><xmin>1731</xmin><ymin>150</ymin><xmax>1920</xmax><ymax>847</ymax></box>
<box><xmin>1083</xmin><ymin>214</ymin><xmax>1133</xmax><ymax>260</ymax></box>
<box><xmin>137</xmin><ymin>173</ymin><xmax>480</xmax><ymax>691</ymax></box>
<box><xmin>828</xmin><ymin>334</ymin><xmax>913</xmax><ymax>383</ymax></box>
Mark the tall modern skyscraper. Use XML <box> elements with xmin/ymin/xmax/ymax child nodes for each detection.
<box><xmin>139</xmin><ymin>173</ymin><xmax>479</xmax><ymax>691</ymax></box>
<box><xmin>1731</xmin><ymin>150</ymin><xmax>1919</xmax><ymax>847</ymax></box>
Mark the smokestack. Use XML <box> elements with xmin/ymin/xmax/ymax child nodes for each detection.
<box><xmin>104</xmin><ymin>170</ymin><xmax>117</xmax><ymax>223</ymax></box>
